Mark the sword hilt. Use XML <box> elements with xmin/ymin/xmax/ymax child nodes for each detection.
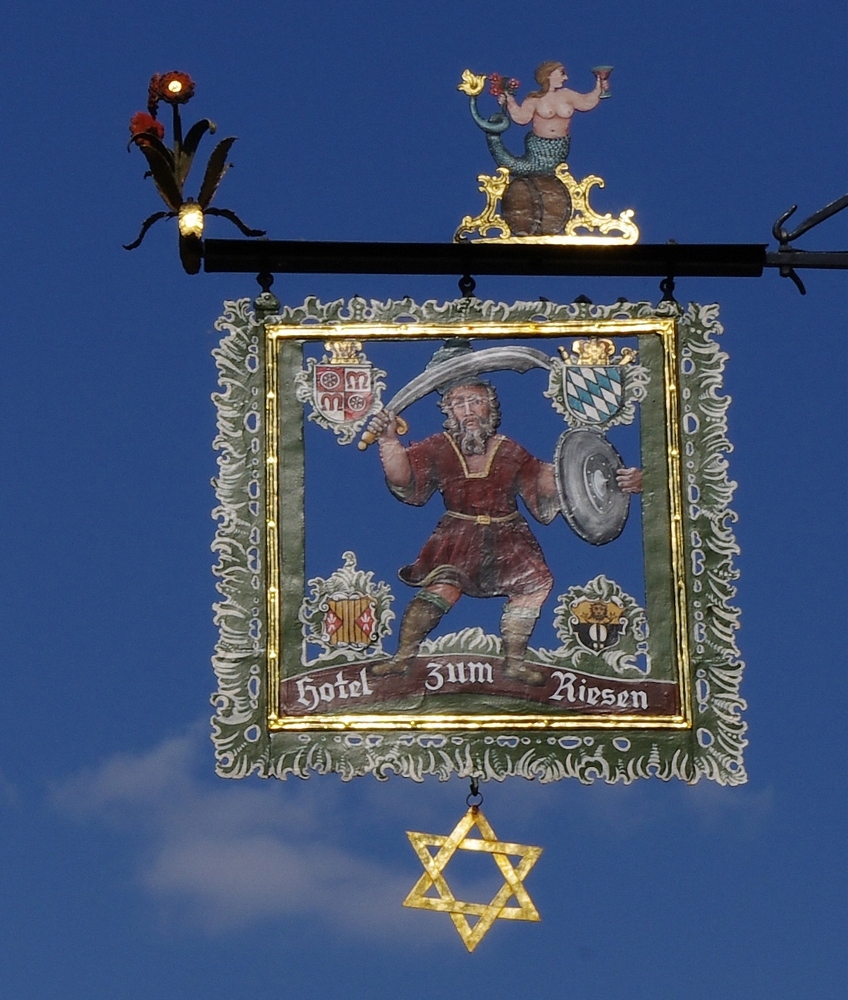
<box><xmin>357</xmin><ymin>415</ymin><xmax>408</xmax><ymax>451</ymax></box>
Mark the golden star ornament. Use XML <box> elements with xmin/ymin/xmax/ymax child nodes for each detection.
<box><xmin>403</xmin><ymin>807</ymin><xmax>543</xmax><ymax>952</ymax></box>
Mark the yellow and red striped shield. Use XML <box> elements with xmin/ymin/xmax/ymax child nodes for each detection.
<box><xmin>323</xmin><ymin>597</ymin><xmax>377</xmax><ymax>646</ymax></box>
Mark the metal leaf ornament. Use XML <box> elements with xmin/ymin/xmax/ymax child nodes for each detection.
<box><xmin>124</xmin><ymin>71</ymin><xmax>265</xmax><ymax>252</ymax></box>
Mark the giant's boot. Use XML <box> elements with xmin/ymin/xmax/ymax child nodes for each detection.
<box><xmin>500</xmin><ymin>604</ymin><xmax>545</xmax><ymax>686</ymax></box>
<box><xmin>372</xmin><ymin>593</ymin><xmax>449</xmax><ymax>676</ymax></box>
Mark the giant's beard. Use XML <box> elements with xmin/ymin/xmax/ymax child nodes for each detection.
<box><xmin>445</xmin><ymin>413</ymin><xmax>497</xmax><ymax>456</ymax></box>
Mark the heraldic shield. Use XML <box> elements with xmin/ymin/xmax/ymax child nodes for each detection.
<box><xmin>554</xmin><ymin>427</ymin><xmax>630</xmax><ymax>545</ymax></box>
<box><xmin>323</xmin><ymin>595</ymin><xmax>378</xmax><ymax>647</ymax></box>
<box><xmin>314</xmin><ymin>363</ymin><xmax>374</xmax><ymax>424</ymax></box>
<box><xmin>570</xmin><ymin>597</ymin><xmax>627</xmax><ymax>652</ymax></box>
<box><xmin>564</xmin><ymin>365</ymin><xmax>624</xmax><ymax>424</ymax></box>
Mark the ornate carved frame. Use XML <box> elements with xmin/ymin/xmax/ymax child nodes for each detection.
<box><xmin>211</xmin><ymin>296</ymin><xmax>745</xmax><ymax>784</ymax></box>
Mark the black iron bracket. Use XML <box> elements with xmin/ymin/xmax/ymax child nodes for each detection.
<box><xmin>767</xmin><ymin>192</ymin><xmax>848</xmax><ymax>294</ymax></box>
<box><xmin>176</xmin><ymin>193</ymin><xmax>847</xmax><ymax>295</ymax></box>
<box><xmin>200</xmin><ymin>239</ymin><xmax>768</xmax><ymax>277</ymax></box>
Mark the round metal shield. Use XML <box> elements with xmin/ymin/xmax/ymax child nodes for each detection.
<box><xmin>554</xmin><ymin>429</ymin><xmax>630</xmax><ymax>545</ymax></box>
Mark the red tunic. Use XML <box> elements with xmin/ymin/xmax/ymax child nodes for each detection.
<box><xmin>390</xmin><ymin>433</ymin><xmax>558</xmax><ymax>598</ymax></box>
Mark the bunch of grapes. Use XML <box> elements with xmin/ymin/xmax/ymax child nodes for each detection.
<box><xmin>488</xmin><ymin>74</ymin><xmax>520</xmax><ymax>98</ymax></box>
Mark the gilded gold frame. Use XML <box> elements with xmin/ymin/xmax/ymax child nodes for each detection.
<box><xmin>263</xmin><ymin>317</ymin><xmax>690</xmax><ymax>733</ymax></box>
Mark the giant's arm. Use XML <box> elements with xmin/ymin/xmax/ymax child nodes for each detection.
<box><xmin>534</xmin><ymin>462</ymin><xmax>561</xmax><ymax>523</ymax></box>
<box><xmin>366</xmin><ymin>410</ymin><xmax>412</xmax><ymax>488</ymax></box>
<box><xmin>537</xmin><ymin>462</ymin><xmax>558</xmax><ymax>501</ymax></box>
<box><xmin>379</xmin><ymin>438</ymin><xmax>413</xmax><ymax>489</ymax></box>
<box><xmin>365</xmin><ymin>410</ymin><xmax>439</xmax><ymax>505</ymax></box>
<box><xmin>518</xmin><ymin>454</ymin><xmax>561</xmax><ymax>524</ymax></box>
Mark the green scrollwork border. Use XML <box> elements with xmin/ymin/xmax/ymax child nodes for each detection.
<box><xmin>211</xmin><ymin>296</ymin><xmax>745</xmax><ymax>784</ymax></box>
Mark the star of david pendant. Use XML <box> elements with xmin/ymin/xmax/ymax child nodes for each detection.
<box><xmin>403</xmin><ymin>806</ymin><xmax>543</xmax><ymax>952</ymax></box>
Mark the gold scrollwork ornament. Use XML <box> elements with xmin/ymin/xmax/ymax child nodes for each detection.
<box><xmin>454</xmin><ymin>163</ymin><xmax>639</xmax><ymax>245</ymax></box>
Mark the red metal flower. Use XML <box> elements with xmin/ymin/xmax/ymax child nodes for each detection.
<box><xmin>148</xmin><ymin>71</ymin><xmax>195</xmax><ymax>113</ymax></box>
<box><xmin>126</xmin><ymin>71</ymin><xmax>265</xmax><ymax>265</ymax></box>
<box><xmin>129</xmin><ymin>111</ymin><xmax>165</xmax><ymax>141</ymax></box>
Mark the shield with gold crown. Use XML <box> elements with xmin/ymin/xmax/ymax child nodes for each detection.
<box><xmin>295</xmin><ymin>338</ymin><xmax>386</xmax><ymax>445</ymax></box>
<box><xmin>546</xmin><ymin>337</ymin><xmax>647</xmax><ymax>431</ymax></box>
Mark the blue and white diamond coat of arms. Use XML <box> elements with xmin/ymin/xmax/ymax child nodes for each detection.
<box><xmin>545</xmin><ymin>338</ymin><xmax>649</xmax><ymax>429</ymax></box>
<box><xmin>565</xmin><ymin>364</ymin><xmax>623</xmax><ymax>423</ymax></box>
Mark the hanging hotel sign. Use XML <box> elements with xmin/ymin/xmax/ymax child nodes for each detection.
<box><xmin>211</xmin><ymin>294</ymin><xmax>745</xmax><ymax>786</ymax></box>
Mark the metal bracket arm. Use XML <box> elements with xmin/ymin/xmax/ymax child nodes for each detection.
<box><xmin>769</xmin><ymin>193</ymin><xmax>848</xmax><ymax>294</ymax></box>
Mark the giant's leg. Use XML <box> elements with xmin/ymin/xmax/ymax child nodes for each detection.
<box><xmin>500</xmin><ymin>585</ymin><xmax>551</xmax><ymax>686</ymax></box>
<box><xmin>372</xmin><ymin>586</ymin><xmax>459</xmax><ymax>676</ymax></box>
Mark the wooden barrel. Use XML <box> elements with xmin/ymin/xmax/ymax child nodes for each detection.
<box><xmin>502</xmin><ymin>175</ymin><xmax>572</xmax><ymax>236</ymax></box>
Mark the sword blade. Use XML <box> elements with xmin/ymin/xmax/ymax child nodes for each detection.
<box><xmin>384</xmin><ymin>346</ymin><xmax>552</xmax><ymax>416</ymax></box>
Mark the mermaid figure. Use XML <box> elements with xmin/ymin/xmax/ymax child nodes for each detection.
<box><xmin>469</xmin><ymin>61</ymin><xmax>606</xmax><ymax>176</ymax></box>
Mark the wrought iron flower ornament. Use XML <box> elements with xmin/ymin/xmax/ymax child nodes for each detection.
<box><xmin>148</xmin><ymin>71</ymin><xmax>195</xmax><ymax>110</ymax></box>
<box><xmin>125</xmin><ymin>71</ymin><xmax>264</xmax><ymax>267</ymax></box>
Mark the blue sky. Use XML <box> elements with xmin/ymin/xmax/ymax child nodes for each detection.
<box><xmin>0</xmin><ymin>2</ymin><xmax>846</xmax><ymax>997</ymax></box>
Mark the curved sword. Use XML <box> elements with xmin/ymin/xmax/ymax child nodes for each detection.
<box><xmin>358</xmin><ymin>345</ymin><xmax>552</xmax><ymax>450</ymax></box>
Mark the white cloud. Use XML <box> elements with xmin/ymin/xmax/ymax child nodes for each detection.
<box><xmin>51</xmin><ymin>724</ymin><xmax>772</xmax><ymax>940</ymax></box>
<box><xmin>679</xmin><ymin>779</ymin><xmax>774</xmax><ymax>836</ymax></box>
<box><xmin>51</xmin><ymin>726</ymin><xmax>444</xmax><ymax>939</ymax></box>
